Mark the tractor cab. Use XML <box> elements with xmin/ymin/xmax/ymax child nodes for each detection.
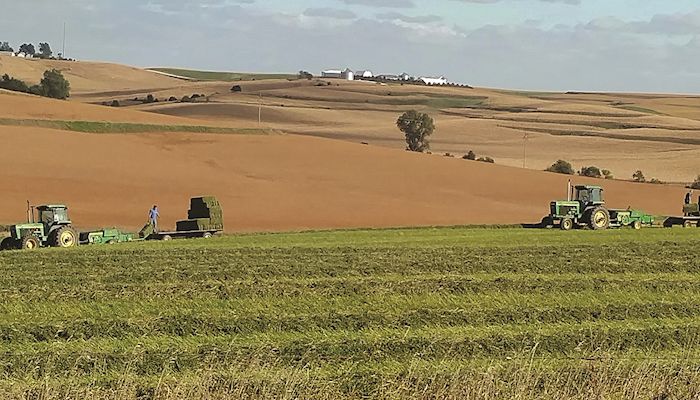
<box><xmin>574</xmin><ymin>185</ymin><xmax>604</xmax><ymax>206</ymax></box>
<box><xmin>37</xmin><ymin>205</ymin><xmax>71</xmax><ymax>226</ymax></box>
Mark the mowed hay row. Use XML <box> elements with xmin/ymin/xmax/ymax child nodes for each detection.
<box><xmin>1</xmin><ymin>228</ymin><xmax>700</xmax><ymax>398</ymax></box>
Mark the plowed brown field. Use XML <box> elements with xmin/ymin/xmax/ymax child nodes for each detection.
<box><xmin>0</xmin><ymin>59</ymin><xmax>695</xmax><ymax>231</ymax></box>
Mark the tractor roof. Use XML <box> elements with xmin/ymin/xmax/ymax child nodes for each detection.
<box><xmin>37</xmin><ymin>204</ymin><xmax>68</xmax><ymax>210</ymax></box>
<box><xmin>575</xmin><ymin>185</ymin><xmax>603</xmax><ymax>190</ymax></box>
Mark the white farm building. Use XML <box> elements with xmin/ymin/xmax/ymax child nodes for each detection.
<box><xmin>321</xmin><ymin>68</ymin><xmax>355</xmax><ymax>80</ymax></box>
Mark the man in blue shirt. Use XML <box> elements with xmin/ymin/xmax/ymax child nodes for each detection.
<box><xmin>149</xmin><ymin>205</ymin><xmax>160</xmax><ymax>233</ymax></box>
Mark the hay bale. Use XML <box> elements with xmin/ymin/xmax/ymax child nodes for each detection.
<box><xmin>139</xmin><ymin>223</ymin><xmax>154</xmax><ymax>238</ymax></box>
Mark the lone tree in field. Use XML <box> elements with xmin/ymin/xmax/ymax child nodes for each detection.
<box><xmin>546</xmin><ymin>160</ymin><xmax>575</xmax><ymax>175</ymax></box>
<box><xmin>632</xmin><ymin>170</ymin><xmax>646</xmax><ymax>183</ymax></box>
<box><xmin>397</xmin><ymin>110</ymin><xmax>435</xmax><ymax>152</ymax></box>
<box><xmin>40</xmin><ymin>69</ymin><xmax>70</xmax><ymax>99</ymax></box>
<box><xmin>38</xmin><ymin>42</ymin><xmax>52</xmax><ymax>59</ymax></box>
<box><xmin>19</xmin><ymin>43</ymin><xmax>35</xmax><ymax>56</ymax></box>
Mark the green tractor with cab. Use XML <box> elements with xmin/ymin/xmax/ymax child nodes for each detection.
<box><xmin>0</xmin><ymin>203</ymin><xmax>79</xmax><ymax>250</ymax></box>
<box><xmin>544</xmin><ymin>184</ymin><xmax>654</xmax><ymax>231</ymax></box>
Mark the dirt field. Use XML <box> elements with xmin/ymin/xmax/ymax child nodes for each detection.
<box><xmin>0</xmin><ymin>58</ymin><xmax>696</xmax><ymax>231</ymax></box>
<box><xmin>0</xmin><ymin>124</ymin><xmax>687</xmax><ymax>232</ymax></box>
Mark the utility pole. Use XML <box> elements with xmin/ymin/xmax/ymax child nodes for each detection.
<box><xmin>62</xmin><ymin>22</ymin><xmax>67</xmax><ymax>59</ymax></box>
<box><xmin>258</xmin><ymin>92</ymin><xmax>262</xmax><ymax>125</ymax></box>
<box><xmin>522</xmin><ymin>132</ymin><xmax>528</xmax><ymax>169</ymax></box>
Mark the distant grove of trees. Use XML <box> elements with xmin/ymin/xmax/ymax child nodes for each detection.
<box><xmin>0</xmin><ymin>40</ymin><xmax>60</xmax><ymax>59</ymax></box>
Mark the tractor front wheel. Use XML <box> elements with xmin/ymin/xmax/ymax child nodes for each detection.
<box><xmin>19</xmin><ymin>235</ymin><xmax>40</xmax><ymax>250</ymax></box>
<box><xmin>632</xmin><ymin>220</ymin><xmax>642</xmax><ymax>230</ymax></box>
<box><xmin>588</xmin><ymin>207</ymin><xmax>611</xmax><ymax>230</ymax></box>
<box><xmin>50</xmin><ymin>226</ymin><xmax>78</xmax><ymax>248</ymax></box>
<box><xmin>560</xmin><ymin>218</ymin><xmax>574</xmax><ymax>231</ymax></box>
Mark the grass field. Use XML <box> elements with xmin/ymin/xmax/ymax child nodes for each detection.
<box><xmin>1</xmin><ymin>227</ymin><xmax>700</xmax><ymax>399</ymax></box>
<box><xmin>148</xmin><ymin>68</ymin><xmax>297</xmax><ymax>82</ymax></box>
<box><xmin>0</xmin><ymin>118</ymin><xmax>271</xmax><ymax>135</ymax></box>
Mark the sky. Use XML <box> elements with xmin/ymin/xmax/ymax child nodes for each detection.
<box><xmin>2</xmin><ymin>0</ymin><xmax>700</xmax><ymax>93</ymax></box>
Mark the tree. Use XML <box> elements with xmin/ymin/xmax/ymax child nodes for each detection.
<box><xmin>38</xmin><ymin>42</ymin><xmax>52</xmax><ymax>59</ymax></box>
<box><xmin>691</xmin><ymin>175</ymin><xmax>700</xmax><ymax>190</ymax></box>
<box><xmin>579</xmin><ymin>166</ymin><xmax>602</xmax><ymax>178</ymax></box>
<box><xmin>546</xmin><ymin>160</ymin><xmax>575</xmax><ymax>175</ymax></box>
<box><xmin>463</xmin><ymin>150</ymin><xmax>476</xmax><ymax>160</ymax></box>
<box><xmin>298</xmin><ymin>70</ymin><xmax>313</xmax><ymax>80</ymax></box>
<box><xmin>602</xmin><ymin>169</ymin><xmax>614</xmax><ymax>180</ymax></box>
<box><xmin>632</xmin><ymin>170</ymin><xmax>646</xmax><ymax>183</ymax></box>
<box><xmin>18</xmin><ymin>43</ymin><xmax>35</xmax><ymax>56</ymax></box>
<box><xmin>39</xmin><ymin>69</ymin><xmax>70</xmax><ymax>99</ymax></box>
<box><xmin>396</xmin><ymin>110</ymin><xmax>435</xmax><ymax>152</ymax></box>
<box><xmin>0</xmin><ymin>42</ymin><xmax>13</xmax><ymax>52</ymax></box>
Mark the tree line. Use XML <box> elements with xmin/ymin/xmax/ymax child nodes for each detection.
<box><xmin>0</xmin><ymin>41</ymin><xmax>55</xmax><ymax>59</ymax></box>
<box><xmin>0</xmin><ymin>70</ymin><xmax>70</xmax><ymax>99</ymax></box>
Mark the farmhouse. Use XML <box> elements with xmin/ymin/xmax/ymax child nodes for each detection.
<box><xmin>419</xmin><ymin>76</ymin><xmax>448</xmax><ymax>85</ymax></box>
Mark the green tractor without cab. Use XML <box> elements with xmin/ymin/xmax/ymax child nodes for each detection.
<box><xmin>544</xmin><ymin>185</ymin><xmax>654</xmax><ymax>231</ymax></box>
<box><xmin>0</xmin><ymin>203</ymin><xmax>79</xmax><ymax>250</ymax></box>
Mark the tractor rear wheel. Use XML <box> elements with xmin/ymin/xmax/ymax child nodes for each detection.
<box><xmin>19</xmin><ymin>235</ymin><xmax>40</xmax><ymax>250</ymax></box>
<box><xmin>1</xmin><ymin>237</ymin><xmax>15</xmax><ymax>251</ymax></box>
<box><xmin>560</xmin><ymin>218</ymin><xmax>574</xmax><ymax>231</ymax></box>
<box><xmin>588</xmin><ymin>207</ymin><xmax>611</xmax><ymax>230</ymax></box>
<box><xmin>50</xmin><ymin>226</ymin><xmax>78</xmax><ymax>248</ymax></box>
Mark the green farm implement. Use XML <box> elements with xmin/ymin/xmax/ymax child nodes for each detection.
<box><xmin>79</xmin><ymin>228</ymin><xmax>136</xmax><ymax>245</ymax></box>
<box><xmin>543</xmin><ymin>184</ymin><xmax>654</xmax><ymax>231</ymax></box>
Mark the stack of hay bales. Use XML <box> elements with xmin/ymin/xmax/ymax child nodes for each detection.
<box><xmin>176</xmin><ymin>196</ymin><xmax>224</xmax><ymax>232</ymax></box>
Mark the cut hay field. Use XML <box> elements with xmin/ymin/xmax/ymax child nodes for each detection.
<box><xmin>1</xmin><ymin>227</ymin><xmax>700</xmax><ymax>399</ymax></box>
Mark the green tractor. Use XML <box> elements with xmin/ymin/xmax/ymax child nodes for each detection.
<box><xmin>545</xmin><ymin>185</ymin><xmax>654</xmax><ymax>231</ymax></box>
<box><xmin>0</xmin><ymin>203</ymin><xmax>79</xmax><ymax>250</ymax></box>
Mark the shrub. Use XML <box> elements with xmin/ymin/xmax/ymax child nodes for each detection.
<box><xmin>632</xmin><ymin>170</ymin><xmax>646</xmax><ymax>183</ymax></box>
<box><xmin>110</xmin><ymin>100</ymin><xmax>120</xmax><ymax>107</ymax></box>
<box><xmin>477</xmin><ymin>157</ymin><xmax>495</xmax><ymax>163</ymax></box>
<box><xmin>463</xmin><ymin>150</ymin><xmax>476</xmax><ymax>160</ymax></box>
<box><xmin>143</xmin><ymin>94</ymin><xmax>155</xmax><ymax>104</ymax></box>
<box><xmin>397</xmin><ymin>110</ymin><xmax>435</xmax><ymax>152</ymax></box>
<box><xmin>181</xmin><ymin>95</ymin><xmax>191</xmax><ymax>103</ymax></box>
<box><xmin>649</xmin><ymin>178</ymin><xmax>664</xmax><ymax>184</ymax></box>
<box><xmin>546</xmin><ymin>160</ymin><xmax>575</xmax><ymax>175</ymax></box>
<box><xmin>444</xmin><ymin>153</ymin><xmax>453</xmax><ymax>157</ymax></box>
<box><xmin>602</xmin><ymin>170</ymin><xmax>614</xmax><ymax>180</ymax></box>
<box><xmin>579</xmin><ymin>166</ymin><xmax>602</xmax><ymax>178</ymax></box>
<box><xmin>691</xmin><ymin>175</ymin><xmax>700</xmax><ymax>190</ymax></box>
<box><xmin>168</xmin><ymin>96</ymin><xmax>177</xmax><ymax>102</ymax></box>
<box><xmin>0</xmin><ymin>74</ymin><xmax>30</xmax><ymax>93</ymax></box>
